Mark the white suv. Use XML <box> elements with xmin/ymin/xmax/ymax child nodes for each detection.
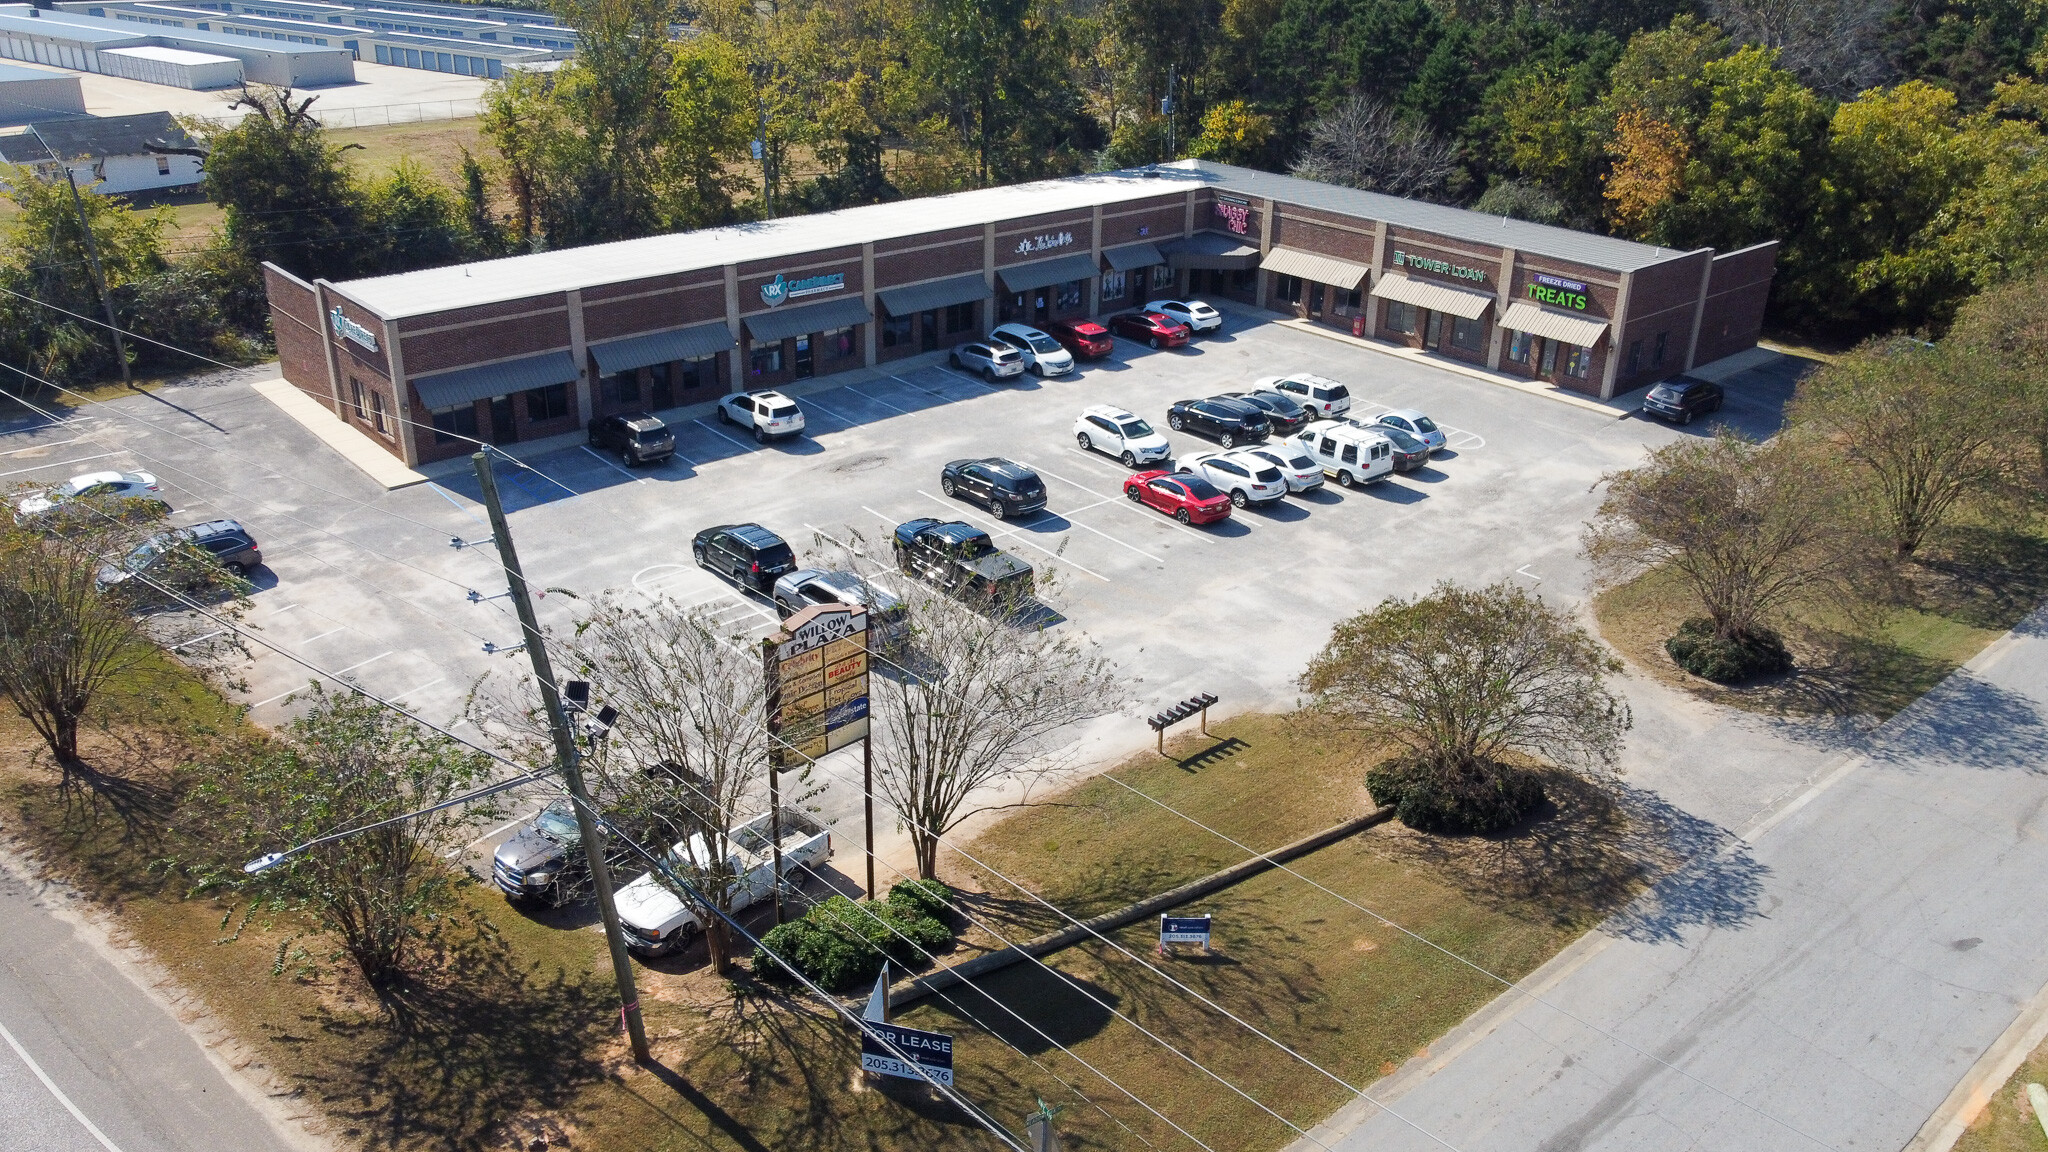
<box><xmin>989</xmin><ymin>323</ymin><xmax>1076</xmax><ymax>376</ymax></box>
<box><xmin>1180</xmin><ymin>449</ymin><xmax>1289</xmax><ymax>507</ymax></box>
<box><xmin>1144</xmin><ymin>298</ymin><xmax>1223</xmax><ymax>334</ymax></box>
<box><xmin>1258</xmin><ymin>373</ymin><xmax>1353</xmax><ymax>418</ymax></box>
<box><xmin>718</xmin><ymin>389</ymin><xmax>806</xmax><ymax>441</ymax></box>
<box><xmin>1073</xmin><ymin>405</ymin><xmax>1170</xmax><ymax>468</ymax></box>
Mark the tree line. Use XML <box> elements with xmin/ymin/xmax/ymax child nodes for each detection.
<box><xmin>2</xmin><ymin>0</ymin><xmax>2043</xmax><ymax>388</ymax></box>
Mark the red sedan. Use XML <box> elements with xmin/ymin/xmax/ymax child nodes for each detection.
<box><xmin>1124</xmin><ymin>469</ymin><xmax>1232</xmax><ymax>525</ymax></box>
<box><xmin>1045</xmin><ymin>318</ymin><xmax>1114</xmax><ymax>359</ymax></box>
<box><xmin>1108</xmin><ymin>311</ymin><xmax>1191</xmax><ymax>349</ymax></box>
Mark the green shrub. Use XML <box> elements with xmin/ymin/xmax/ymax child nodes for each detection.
<box><xmin>886</xmin><ymin>878</ymin><xmax>953</xmax><ymax>922</ymax></box>
<box><xmin>1365</xmin><ymin>754</ymin><xmax>1546</xmax><ymax>834</ymax></box>
<box><xmin>1665</xmin><ymin>617</ymin><xmax>1793</xmax><ymax>683</ymax></box>
<box><xmin>751</xmin><ymin>893</ymin><xmax>956</xmax><ymax>992</ymax></box>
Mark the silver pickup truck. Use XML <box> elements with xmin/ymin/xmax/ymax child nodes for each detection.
<box><xmin>613</xmin><ymin>808</ymin><xmax>831</xmax><ymax>957</ymax></box>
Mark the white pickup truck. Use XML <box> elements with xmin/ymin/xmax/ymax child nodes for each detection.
<box><xmin>614</xmin><ymin>808</ymin><xmax>831</xmax><ymax>958</ymax></box>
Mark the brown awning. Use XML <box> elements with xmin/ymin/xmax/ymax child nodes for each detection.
<box><xmin>1500</xmin><ymin>300</ymin><xmax>1609</xmax><ymax>346</ymax></box>
<box><xmin>1370</xmin><ymin>273</ymin><xmax>1495</xmax><ymax>320</ymax></box>
<box><xmin>1260</xmin><ymin>246</ymin><xmax>1372</xmax><ymax>290</ymax></box>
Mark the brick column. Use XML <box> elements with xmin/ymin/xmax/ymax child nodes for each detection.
<box><xmin>1254</xmin><ymin>199</ymin><xmax>1273</xmax><ymax>309</ymax></box>
<box><xmin>312</xmin><ymin>280</ymin><xmax>345</xmax><ymax>415</ymax></box>
<box><xmin>381</xmin><ymin>317</ymin><xmax>417</xmax><ymax>466</ymax></box>
<box><xmin>566</xmin><ymin>288</ymin><xmax>591</xmax><ymax>427</ymax></box>
<box><xmin>1089</xmin><ymin>205</ymin><xmax>1103</xmax><ymax>316</ymax></box>
<box><xmin>724</xmin><ymin>263</ymin><xmax>742</xmax><ymax>392</ymax></box>
<box><xmin>1602</xmin><ymin>271</ymin><xmax>1634</xmax><ymax>400</ymax></box>
<box><xmin>1364</xmin><ymin>223</ymin><xmax>1387</xmax><ymax>338</ymax></box>
<box><xmin>862</xmin><ymin>242</ymin><xmax>877</xmax><ymax>367</ymax></box>
<box><xmin>982</xmin><ymin>223</ymin><xmax>996</xmax><ymax>334</ymax></box>
<box><xmin>1684</xmin><ymin>254</ymin><xmax>1713</xmax><ymax>371</ymax></box>
<box><xmin>1486</xmin><ymin>247</ymin><xmax>1516</xmax><ymax>370</ymax></box>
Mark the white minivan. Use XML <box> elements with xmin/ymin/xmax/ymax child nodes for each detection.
<box><xmin>1289</xmin><ymin>419</ymin><xmax>1393</xmax><ymax>488</ymax></box>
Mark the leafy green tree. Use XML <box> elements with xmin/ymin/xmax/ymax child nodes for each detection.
<box><xmin>1187</xmin><ymin>99</ymin><xmax>1274</xmax><ymax>165</ymax></box>
<box><xmin>1790</xmin><ymin>339</ymin><xmax>2012</xmax><ymax>558</ymax></box>
<box><xmin>664</xmin><ymin>33</ymin><xmax>760</xmax><ymax>227</ymax></box>
<box><xmin>1945</xmin><ymin>270</ymin><xmax>2048</xmax><ymax>493</ymax></box>
<box><xmin>199</xmin><ymin>86</ymin><xmax>366</xmax><ymax>281</ymax></box>
<box><xmin>357</xmin><ymin>160</ymin><xmax>471</xmax><ymax>276</ymax></box>
<box><xmin>0</xmin><ymin>164</ymin><xmax>168</xmax><ymax>385</ymax></box>
<box><xmin>1303</xmin><ymin>582</ymin><xmax>1629</xmax><ymax>833</ymax></box>
<box><xmin>1473</xmin><ymin>178</ymin><xmax>1568</xmax><ymax>223</ymax></box>
<box><xmin>190</xmin><ymin>686</ymin><xmax>496</xmax><ymax>995</ymax></box>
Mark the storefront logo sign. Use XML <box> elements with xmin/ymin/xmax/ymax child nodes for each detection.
<box><xmin>1528</xmin><ymin>272</ymin><xmax>1589</xmax><ymax>311</ymax></box>
<box><xmin>1392</xmin><ymin>250</ymin><xmax>1486</xmax><ymax>283</ymax></box>
<box><xmin>328</xmin><ymin>307</ymin><xmax>377</xmax><ymax>352</ymax></box>
<box><xmin>760</xmin><ymin>271</ymin><xmax>846</xmax><ymax>308</ymax></box>
<box><xmin>1015</xmin><ymin>230</ymin><xmax>1074</xmax><ymax>255</ymax></box>
<box><xmin>1214</xmin><ymin>198</ymin><xmax>1251</xmax><ymax>234</ymax></box>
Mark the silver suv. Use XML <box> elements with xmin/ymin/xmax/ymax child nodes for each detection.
<box><xmin>950</xmin><ymin>340</ymin><xmax>1026</xmax><ymax>382</ymax></box>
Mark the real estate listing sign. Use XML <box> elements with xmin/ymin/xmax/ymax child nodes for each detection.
<box><xmin>859</xmin><ymin>1021</ymin><xmax>955</xmax><ymax>1086</ymax></box>
<box><xmin>1160</xmin><ymin>915</ymin><xmax>1213</xmax><ymax>947</ymax></box>
<box><xmin>764</xmin><ymin>603</ymin><xmax>869</xmax><ymax>769</ymax></box>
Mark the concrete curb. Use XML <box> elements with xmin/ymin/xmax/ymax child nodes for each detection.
<box><xmin>883</xmin><ymin>805</ymin><xmax>1397</xmax><ymax>1010</ymax></box>
<box><xmin>1271</xmin><ymin>319</ymin><xmax>1637</xmax><ymax>419</ymax></box>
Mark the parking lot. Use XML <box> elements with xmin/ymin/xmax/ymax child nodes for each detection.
<box><xmin>0</xmin><ymin>310</ymin><xmax>1798</xmax><ymax>890</ymax></box>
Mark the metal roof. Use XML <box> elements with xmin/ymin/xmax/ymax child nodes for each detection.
<box><xmin>995</xmin><ymin>251</ymin><xmax>1101</xmax><ymax>293</ymax></box>
<box><xmin>1500</xmin><ymin>300</ymin><xmax>1610</xmax><ymax>346</ymax></box>
<box><xmin>588</xmin><ymin>322</ymin><xmax>731</xmax><ymax>375</ymax></box>
<box><xmin>1370</xmin><ymin>272</ymin><xmax>1495</xmax><ymax>320</ymax></box>
<box><xmin>1261</xmin><ymin>246</ymin><xmax>1372</xmax><ymax>290</ymax></box>
<box><xmin>0</xmin><ymin>10</ymin><xmax>151</xmax><ymax>43</ymax></box>
<box><xmin>332</xmin><ymin>159</ymin><xmax>1693</xmax><ymax>322</ymax></box>
<box><xmin>412</xmin><ymin>350</ymin><xmax>575</xmax><ymax>409</ymax></box>
<box><xmin>0</xmin><ymin>111</ymin><xmax>195</xmax><ymax>162</ymax></box>
<box><xmin>742</xmin><ymin>295</ymin><xmax>871</xmax><ymax>344</ymax></box>
<box><xmin>876</xmin><ymin>272</ymin><xmax>990</xmax><ymax>317</ymax></box>
<box><xmin>1184</xmin><ymin>160</ymin><xmax>1686</xmax><ymax>273</ymax></box>
<box><xmin>1101</xmin><ymin>241</ymin><xmax>1166</xmax><ymax>271</ymax></box>
<box><xmin>0</xmin><ymin>61</ymin><xmax>78</xmax><ymax>80</ymax></box>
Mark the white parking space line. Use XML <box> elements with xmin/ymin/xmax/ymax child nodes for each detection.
<box><xmin>171</xmin><ymin>629</ymin><xmax>228</xmax><ymax>651</ymax></box>
<box><xmin>915</xmin><ymin>490</ymin><xmax>1112</xmax><ymax>582</ymax></box>
<box><xmin>886</xmin><ymin>373</ymin><xmax>953</xmax><ymax>401</ymax></box>
<box><xmin>581</xmin><ymin>445</ymin><xmax>650</xmax><ymax>483</ymax></box>
<box><xmin>298</xmin><ymin>627</ymin><xmax>345</xmax><ymax>644</ymax></box>
<box><xmin>693</xmin><ymin>418</ymin><xmax>757</xmax><ymax>452</ymax></box>
<box><xmin>388</xmin><ymin>675</ymin><xmax>447</xmax><ymax>703</ymax></box>
<box><xmin>0</xmin><ymin>434</ymin><xmax>95</xmax><ymax>456</ymax></box>
<box><xmin>931</xmin><ymin>364</ymin><xmax>1000</xmax><ymax>391</ymax></box>
<box><xmin>848</xmin><ymin>385</ymin><xmax>915</xmax><ymax>416</ymax></box>
<box><xmin>800</xmin><ymin>395</ymin><xmax>861</xmax><ymax>427</ymax></box>
<box><xmin>249</xmin><ymin>684</ymin><xmax>314</xmax><ymax>709</ymax></box>
<box><xmin>0</xmin><ymin>451</ymin><xmax>120</xmax><ymax>478</ymax></box>
<box><xmin>1023</xmin><ymin>499</ymin><xmax>1163</xmax><ymax>563</ymax></box>
<box><xmin>267</xmin><ymin>603</ymin><xmax>298</xmax><ymax>615</ymax></box>
<box><xmin>0</xmin><ymin>1016</ymin><xmax>127</xmax><ymax>1152</ymax></box>
<box><xmin>333</xmin><ymin>651</ymin><xmax>392</xmax><ymax>677</ymax></box>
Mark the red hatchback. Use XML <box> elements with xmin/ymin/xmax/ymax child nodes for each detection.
<box><xmin>1124</xmin><ymin>469</ymin><xmax>1232</xmax><ymax>525</ymax></box>
<box><xmin>1108</xmin><ymin>311</ymin><xmax>1192</xmax><ymax>349</ymax></box>
<box><xmin>1045</xmin><ymin>318</ymin><xmax>1114</xmax><ymax>359</ymax></box>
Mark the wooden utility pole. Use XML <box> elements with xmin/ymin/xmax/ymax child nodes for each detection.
<box><xmin>472</xmin><ymin>452</ymin><xmax>649</xmax><ymax>1063</ymax></box>
<box><xmin>30</xmin><ymin>126</ymin><xmax>130</xmax><ymax>387</ymax></box>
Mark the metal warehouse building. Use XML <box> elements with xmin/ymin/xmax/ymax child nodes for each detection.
<box><xmin>0</xmin><ymin>60</ymin><xmax>85</xmax><ymax>122</ymax></box>
<box><xmin>0</xmin><ymin>6</ymin><xmax>352</xmax><ymax>85</ymax></box>
<box><xmin>55</xmin><ymin>0</ymin><xmax>570</xmax><ymax>73</ymax></box>
<box><xmin>265</xmin><ymin>160</ymin><xmax>1778</xmax><ymax>469</ymax></box>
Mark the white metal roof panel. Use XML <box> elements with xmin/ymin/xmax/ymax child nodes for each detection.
<box><xmin>101</xmin><ymin>44</ymin><xmax>237</xmax><ymax>64</ymax></box>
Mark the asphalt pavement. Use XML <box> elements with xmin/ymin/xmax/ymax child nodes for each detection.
<box><xmin>0</xmin><ymin>855</ymin><xmax>316</xmax><ymax>1152</ymax></box>
<box><xmin>1297</xmin><ymin>609</ymin><xmax>2048</xmax><ymax>1152</ymax></box>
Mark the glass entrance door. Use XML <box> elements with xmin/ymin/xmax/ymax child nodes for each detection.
<box><xmin>794</xmin><ymin>335</ymin><xmax>814</xmax><ymax>379</ymax></box>
<box><xmin>489</xmin><ymin>395</ymin><xmax>517</xmax><ymax>444</ymax></box>
<box><xmin>920</xmin><ymin>310</ymin><xmax>938</xmax><ymax>352</ymax></box>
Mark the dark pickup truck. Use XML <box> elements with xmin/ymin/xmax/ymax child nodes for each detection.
<box><xmin>892</xmin><ymin>518</ymin><xmax>1034</xmax><ymax>604</ymax></box>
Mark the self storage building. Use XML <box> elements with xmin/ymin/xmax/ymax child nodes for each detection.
<box><xmin>265</xmin><ymin>159</ymin><xmax>1777</xmax><ymax>469</ymax></box>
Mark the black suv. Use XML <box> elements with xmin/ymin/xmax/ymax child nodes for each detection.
<box><xmin>1166</xmin><ymin>397</ymin><xmax>1270</xmax><ymax>448</ymax></box>
<box><xmin>1641</xmin><ymin>376</ymin><xmax>1724</xmax><ymax>425</ymax></box>
<box><xmin>588</xmin><ymin>411</ymin><xmax>675</xmax><ymax>465</ymax></box>
<box><xmin>939</xmin><ymin>457</ymin><xmax>1047</xmax><ymax>520</ymax></box>
<box><xmin>98</xmin><ymin>518</ymin><xmax>262</xmax><ymax>593</ymax></box>
<box><xmin>1222</xmin><ymin>390</ymin><xmax>1310</xmax><ymax>437</ymax></box>
<box><xmin>892</xmin><ymin>518</ymin><xmax>1034</xmax><ymax>602</ymax></box>
<box><xmin>693</xmin><ymin>523</ymin><xmax>797</xmax><ymax>594</ymax></box>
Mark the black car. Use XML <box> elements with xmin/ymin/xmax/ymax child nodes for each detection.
<box><xmin>588</xmin><ymin>411</ymin><xmax>675</xmax><ymax>465</ymax></box>
<box><xmin>1166</xmin><ymin>397</ymin><xmax>1271</xmax><ymax>448</ymax></box>
<box><xmin>940</xmin><ymin>457</ymin><xmax>1047</xmax><ymax>520</ymax></box>
<box><xmin>692</xmin><ymin>523</ymin><xmax>797</xmax><ymax>594</ymax></box>
<box><xmin>1641</xmin><ymin>376</ymin><xmax>1725</xmax><ymax>425</ymax></box>
<box><xmin>1223</xmin><ymin>389</ymin><xmax>1311</xmax><ymax>437</ymax></box>
<box><xmin>1372</xmin><ymin>422</ymin><xmax>1431</xmax><ymax>472</ymax></box>
<box><xmin>892</xmin><ymin>518</ymin><xmax>1034</xmax><ymax>602</ymax></box>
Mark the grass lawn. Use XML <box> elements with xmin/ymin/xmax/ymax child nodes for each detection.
<box><xmin>4</xmin><ymin>674</ymin><xmax>1656</xmax><ymax>1151</ymax></box>
<box><xmin>1594</xmin><ymin>511</ymin><xmax>2048</xmax><ymax>719</ymax></box>
<box><xmin>1956</xmin><ymin>1041</ymin><xmax>2048</xmax><ymax>1152</ymax></box>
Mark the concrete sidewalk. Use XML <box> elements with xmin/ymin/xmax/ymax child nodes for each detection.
<box><xmin>1296</xmin><ymin>609</ymin><xmax>2048</xmax><ymax>1152</ymax></box>
<box><xmin>249</xmin><ymin>378</ymin><xmax>426</xmax><ymax>491</ymax></box>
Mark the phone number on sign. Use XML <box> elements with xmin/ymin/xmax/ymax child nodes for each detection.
<box><xmin>860</xmin><ymin>1053</ymin><xmax>955</xmax><ymax>1085</ymax></box>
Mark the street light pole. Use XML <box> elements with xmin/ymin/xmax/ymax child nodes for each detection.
<box><xmin>472</xmin><ymin>451</ymin><xmax>650</xmax><ymax>1063</ymax></box>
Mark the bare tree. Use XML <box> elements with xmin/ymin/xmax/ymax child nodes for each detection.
<box><xmin>1291</xmin><ymin>95</ymin><xmax>1457</xmax><ymax>201</ymax></box>
<box><xmin>0</xmin><ymin>502</ymin><xmax>241</xmax><ymax>783</ymax></box>
<box><xmin>820</xmin><ymin>532</ymin><xmax>1124</xmax><ymax>880</ymax></box>
<box><xmin>1585</xmin><ymin>431</ymin><xmax>1851</xmax><ymax>644</ymax></box>
<box><xmin>1302</xmin><ymin>582</ymin><xmax>1628</xmax><ymax>832</ymax></box>
<box><xmin>558</xmin><ymin>595</ymin><xmax>770</xmax><ymax>974</ymax></box>
<box><xmin>1707</xmin><ymin>0</ymin><xmax>1893</xmax><ymax>97</ymax></box>
<box><xmin>1790</xmin><ymin>339</ymin><xmax>2010</xmax><ymax>559</ymax></box>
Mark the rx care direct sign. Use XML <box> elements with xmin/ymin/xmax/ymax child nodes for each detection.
<box><xmin>1160</xmin><ymin>915</ymin><xmax>1212</xmax><ymax>946</ymax></box>
<box><xmin>765</xmin><ymin>604</ymin><xmax>869</xmax><ymax>768</ymax></box>
<box><xmin>859</xmin><ymin>1021</ymin><xmax>955</xmax><ymax>1086</ymax></box>
<box><xmin>760</xmin><ymin>271</ymin><xmax>847</xmax><ymax>308</ymax></box>
<box><xmin>328</xmin><ymin>307</ymin><xmax>378</xmax><ymax>352</ymax></box>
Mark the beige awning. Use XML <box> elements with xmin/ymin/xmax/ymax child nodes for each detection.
<box><xmin>1500</xmin><ymin>300</ymin><xmax>1610</xmax><ymax>347</ymax></box>
<box><xmin>1260</xmin><ymin>246</ymin><xmax>1371</xmax><ymax>290</ymax></box>
<box><xmin>1370</xmin><ymin>273</ymin><xmax>1495</xmax><ymax>320</ymax></box>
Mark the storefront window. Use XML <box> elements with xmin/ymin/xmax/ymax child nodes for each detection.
<box><xmin>677</xmin><ymin>356</ymin><xmax>714</xmax><ymax>392</ymax></box>
<box><xmin>1450</xmin><ymin>316</ymin><xmax>1484</xmax><ymax>352</ymax></box>
<box><xmin>1653</xmin><ymin>331</ymin><xmax>1668</xmax><ymax>367</ymax></box>
<box><xmin>944</xmin><ymin>301</ymin><xmax>977</xmax><ymax>333</ymax></box>
<box><xmin>1333</xmin><ymin>287</ymin><xmax>1362</xmax><ymax>316</ymax></box>
<box><xmin>1101</xmin><ymin>269</ymin><xmax>1127</xmax><ymax>301</ymax></box>
<box><xmin>1056</xmin><ymin>279</ymin><xmax>1083</xmax><ymax>311</ymax></box>
<box><xmin>349</xmin><ymin>377</ymin><xmax>368</xmax><ymax>420</ymax></box>
<box><xmin>824</xmin><ymin>325</ymin><xmax>857</xmax><ymax>360</ymax></box>
<box><xmin>1274</xmin><ymin>274</ymin><xmax>1302</xmax><ymax>304</ymax></box>
<box><xmin>600</xmin><ymin>369</ymin><xmax>639</xmax><ymax>405</ymax></box>
<box><xmin>525</xmin><ymin>383</ymin><xmax>569</xmax><ymax>421</ymax></box>
<box><xmin>370</xmin><ymin>391</ymin><xmax>388</xmax><ymax>434</ymax></box>
<box><xmin>1230</xmin><ymin>269</ymin><xmax>1256</xmax><ymax>293</ymax></box>
<box><xmin>1507</xmin><ymin>331</ymin><xmax>1531</xmax><ymax>363</ymax></box>
<box><xmin>750</xmin><ymin>338</ymin><xmax>783</xmax><ymax>376</ymax></box>
<box><xmin>881</xmin><ymin>314</ymin><xmax>912</xmax><ymax>349</ymax></box>
<box><xmin>1386</xmin><ymin>301</ymin><xmax>1418</xmax><ymax>335</ymax></box>
<box><xmin>1150</xmin><ymin>264</ymin><xmax>1173</xmax><ymax>289</ymax></box>
<box><xmin>649</xmin><ymin>361</ymin><xmax>673</xmax><ymax>408</ymax></box>
<box><xmin>1565</xmin><ymin>345</ymin><xmax>1592</xmax><ymax>378</ymax></box>
<box><xmin>1309</xmin><ymin>283</ymin><xmax>1326</xmax><ymax>314</ymax></box>
<box><xmin>1628</xmin><ymin>340</ymin><xmax>1642</xmax><ymax>375</ymax></box>
<box><xmin>431</xmin><ymin>404</ymin><xmax>476</xmax><ymax>444</ymax></box>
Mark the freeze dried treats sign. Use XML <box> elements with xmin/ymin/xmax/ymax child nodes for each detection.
<box><xmin>764</xmin><ymin>603</ymin><xmax>870</xmax><ymax>768</ymax></box>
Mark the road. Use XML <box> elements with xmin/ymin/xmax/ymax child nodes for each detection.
<box><xmin>1299</xmin><ymin>609</ymin><xmax>2048</xmax><ymax>1152</ymax></box>
<box><xmin>0</xmin><ymin>857</ymin><xmax>315</xmax><ymax>1152</ymax></box>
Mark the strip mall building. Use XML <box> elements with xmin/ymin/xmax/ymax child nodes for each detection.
<box><xmin>265</xmin><ymin>159</ymin><xmax>1777</xmax><ymax>467</ymax></box>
